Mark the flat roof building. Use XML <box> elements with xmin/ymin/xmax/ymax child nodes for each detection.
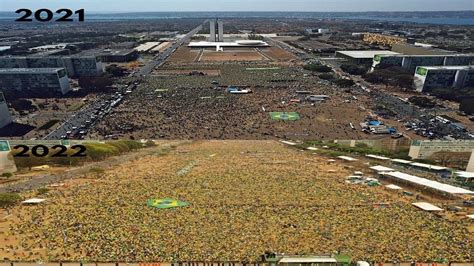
<box><xmin>0</xmin><ymin>68</ymin><xmax>71</xmax><ymax>97</ymax></box>
<box><xmin>151</xmin><ymin>42</ymin><xmax>172</xmax><ymax>53</ymax></box>
<box><xmin>467</xmin><ymin>151</ymin><xmax>474</xmax><ymax>172</ymax></box>
<box><xmin>381</xmin><ymin>171</ymin><xmax>473</xmax><ymax>196</ymax></box>
<box><xmin>372</xmin><ymin>54</ymin><xmax>474</xmax><ymax>73</ymax></box>
<box><xmin>188</xmin><ymin>40</ymin><xmax>270</xmax><ymax>51</ymax></box>
<box><xmin>0</xmin><ymin>91</ymin><xmax>12</xmax><ymax>128</ymax></box>
<box><xmin>99</xmin><ymin>49</ymin><xmax>138</xmax><ymax>62</ymax></box>
<box><xmin>408</xmin><ymin>140</ymin><xmax>474</xmax><ymax>160</ymax></box>
<box><xmin>335</xmin><ymin>50</ymin><xmax>400</xmax><ymax>64</ymax></box>
<box><xmin>392</xmin><ymin>43</ymin><xmax>454</xmax><ymax>56</ymax></box>
<box><xmin>0</xmin><ymin>55</ymin><xmax>103</xmax><ymax>77</ymax></box>
<box><xmin>134</xmin><ymin>42</ymin><xmax>161</xmax><ymax>53</ymax></box>
<box><xmin>414</xmin><ymin>65</ymin><xmax>474</xmax><ymax>92</ymax></box>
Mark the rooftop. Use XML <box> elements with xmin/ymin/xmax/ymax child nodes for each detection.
<box><xmin>188</xmin><ymin>40</ymin><xmax>270</xmax><ymax>48</ymax></box>
<box><xmin>378</xmin><ymin>53</ymin><xmax>474</xmax><ymax>58</ymax></box>
<box><xmin>366</xmin><ymin>154</ymin><xmax>391</xmax><ymax>160</ymax></box>
<box><xmin>382</xmin><ymin>171</ymin><xmax>473</xmax><ymax>195</ymax></box>
<box><xmin>455</xmin><ymin>171</ymin><xmax>474</xmax><ymax>179</ymax></box>
<box><xmin>336</xmin><ymin>50</ymin><xmax>400</xmax><ymax>59</ymax></box>
<box><xmin>369</xmin><ymin>165</ymin><xmax>395</xmax><ymax>172</ymax></box>
<box><xmin>134</xmin><ymin>42</ymin><xmax>161</xmax><ymax>52</ymax></box>
<box><xmin>391</xmin><ymin>158</ymin><xmax>413</xmax><ymax>164</ymax></box>
<box><xmin>416</xmin><ymin>65</ymin><xmax>474</xmax><ymax>71</ymax></box>
<box><xmin>0</xmin><ymin>68</ymin><xmax>65</xmax><ymax>74</ymax></box>
<box><xmin>409</xmin><ymin>162</ymin><xmax>448</xmax><ymax>171</ymax></box>
<box><xmin>412</xmin><ymin>202</ymin><xmax>443</xmax><ymax>212</ymax></box>
<box><xmin>337</xmin><ymin>155</ymin><xmax>358</xmax><ymax>162</ymax></box>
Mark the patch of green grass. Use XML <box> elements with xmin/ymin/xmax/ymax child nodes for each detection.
<box><xmin>67</xmin><ymin>102</ymin><xmax>85</xmax><ymax>112</ymax></box>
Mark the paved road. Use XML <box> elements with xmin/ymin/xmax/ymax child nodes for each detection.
<box><xmin>138</xmin><ymin>22</ymin><xmax>205</xmax><ymax>76</ymax></box>
<box><xmin>44</xmin><ymin>21</ymin><xmax>206</xmax><ymax>140</ymax></box>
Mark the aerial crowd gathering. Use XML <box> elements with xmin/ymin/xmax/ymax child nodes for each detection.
<box><xmin>91</xmin><ymin>63</ymin><xmax>366</xmax><ymax>140</ymax></box>
<box><xmin>3</xmin><ymin>141</ymin><xmax>472</xmax><ymax>263</ymax></box>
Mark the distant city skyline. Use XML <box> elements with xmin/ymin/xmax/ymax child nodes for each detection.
<box><xmin>1</xmin><ymin>0</ymin><xmax>473</xmax><ymax>12</ymax></box>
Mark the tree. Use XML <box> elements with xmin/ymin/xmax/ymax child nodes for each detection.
<box><xmin>340</xmin><ymin>63</ymin><xmax>368</xmax><ymax>75</ymax></box>
<box><xmin>10</xmin><ymin>99</ymin><xmax>38</xmax><ymax>112</ymax></box>
<box><xmin>318</xmin><ymin>73</ymin><xmax>335</xmax><ymax>81</ymax></box>
<box><xmin>1</xmin><ymin>172</ymin><xmax>13</xmax><ymax>178</ymax></box>
<box><xmin>0</xmin><ymin>193</ymin><xmax>21</xmax><ymax>213</ymax></box>
<box><xmin>145</xmin><ymin>140</ymin><xmax>156</xmax><ymax>147</ymax></box>
<box><xmin>429</xmin><ymin>151</ymin><xmax>470</xmax><ymax>168</ymax></box>
<box><xmin>37</xmin><ymin>187</ymin><xmax>50</xmax><ymax>195</ymax></box>
<box><xmin>105</xmin><ymin>64</ymin><xmax>127</xmax><ymax>77</ymax></box>
<box><xmin>363</xmin><ymin>66</ymin><xmax>414</xmax><ymax>89</ymax></box>
<box><xmin>460</xmin><ymin>97</ymin><xmax>474</xmax><ymax>115</ymax></box>
<box><xmin>304</xmin><ymin>63</ymin><xmax>332</xmax><ymax>73</ymax></box>
<box><xmin>409</xmin><ymin>96</ymin><xmax>437</xmax><ymax>108</ymax></box>
<box><xmin>78</xmin><ymin>75</ymin><xmax>114</xmax><ymax>93</ymax></box>
<box><xmin>334</xmin><ymin>78</ymin><xmax>355</xmax><ymax>88</ymax></box>
<box><xmin>248</xmin><ymin>34</ymin><xmax>264</xmax><ymax>40</ymax></box>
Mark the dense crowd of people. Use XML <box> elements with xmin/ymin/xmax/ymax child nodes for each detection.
<box><xmin>4</xmin><ymin>141</ymin><xmax>473</xmax><ymax>262</ymax></box>
<box><xmin>90</xmin><ymin>64</ymin><xmax>368</xmax><ymax>140</ymax></box>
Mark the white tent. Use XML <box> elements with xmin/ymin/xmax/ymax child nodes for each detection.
<box><xmin>366</xmin><ymin>154</ymin><xmax>391</xmax><ymax>160</ymax></box>
<box><xmin>337</xmin><ymin>156</ymin><xmax>358</xmax><ymax>162</ymax></box>
<box><xmin>455</xmin><ymin>171</ymin><xmax>474</xmax><ymax>180</ymax></box>
<box><xmin>385</xmin><ymin>184</ymin><xmax>402</xmax><ymax>190</ymax></box>
<box><xmin>410</xmin><ymin>162</ymin><xmax>448</xmax><ymax>171</ymax></box>
<box><xmin>370</xmin><ymin>165</ymin><xmax>395</xmax><ymax>172</ymax></box>
<box><xmin>382</xmin><ymin>171</ymin><xmax>474</xmax><ymax>195</ymax></box>
<box><xmin>21</xmin><ymin>198</ymin><xmax>46</xmax><ymax>204</ymax></box>
<box><xmin>412</xmin><ymin>202</ymin><xmax>443</xmax><ymax>211</ymax></box>
<box><xmin>391</xmin><ymin>158</ymin><xmax>413</xmax><ymax>164</ymax></box>
<box><xmin>280</xmin><ymin>140</ymin><xmax>296</xmax><ymax>146</ymax></box>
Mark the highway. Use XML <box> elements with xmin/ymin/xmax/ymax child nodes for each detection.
<box><xmin>138</xmin><ymin>22</ymin><xmax>205</xmax><ymax>76</ymax></box>
<box><xmin>44</xmin><ymin>21</ymin><xmax>206</xmax><ymax>140</ymax></box>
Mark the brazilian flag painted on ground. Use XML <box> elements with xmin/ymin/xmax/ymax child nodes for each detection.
<box><xmin>147</xmin><ymin>198</ymin><xmax>189</xmax><ymax>209</ymax></box>
<box><xmin>269</xmin><ymin>112</ymin><xmax>300</xmax><ymax>121</ymax></box>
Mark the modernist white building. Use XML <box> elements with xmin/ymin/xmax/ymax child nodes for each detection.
<box><xmin>189</xmin><ymin>40</ymin><xmax>270</xmax><ymax>52</ymax></box>
<box><xmin>0</xmin><ymin>91</ymin><xmax>12</xmax><ymax>128</ymax></box>
<box><xmin>335</xmin><ymin>50</ymin><xmax>400</xmax><ymax>64</ymax></box>
<box><xmin>209</xmin><ymin>20</ymin><xmax>217</xmax><ymax>42</ymax></box>
<box><xmin>209</xmin><ymin>19</ymin><xmax>225</xmax><ymax>42</ymax></box>
<box><xmin>414</xmin><ymin>65</ymin><xmax>474</xmax><ymax>92</ymax></box>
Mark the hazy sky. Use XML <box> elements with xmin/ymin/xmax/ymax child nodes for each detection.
<box><xmin>1</xmin><ymin>0</ymin><xmax>473</xmax><ymax>12</ymax></box>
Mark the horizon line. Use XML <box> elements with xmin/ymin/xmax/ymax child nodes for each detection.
<box><xmin>0</xmin><ymin>10</ymin><xmax>473</xmax><ymax>13</ymax></box>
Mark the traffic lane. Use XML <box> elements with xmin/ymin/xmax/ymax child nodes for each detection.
<box><xmin>47</xmin><ymin>23</ymin><xmax>205</xmax><ymax>139</ymax></box>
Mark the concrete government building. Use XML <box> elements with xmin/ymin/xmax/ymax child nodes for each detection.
<box><xmin>0</xmin><ymin>68</ymin><xmax>71</xmax><ymax>97</ymax></box>
<box><xmin>0</xmin><ymin>55</ymin><xmax>103</xmax><ymax>77</ymax></box>
<box><xmin>414</xmin><ymin>65</ymin><xmax>474</xmax><ymax>92</ymax></box>
<box><xmin>408</xmin><ymin>140</ymin><xmax>474</xmax><ymax>159</ymax></box>
<box><xmin>0</xmin><ymin>91</ymin><xmax>12</xmax><ymax>128</ymax></box>
<box><xmin>372</xmin><ymin>54</ymin><xmax>474</xmax><ymax>73</ymax></box>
